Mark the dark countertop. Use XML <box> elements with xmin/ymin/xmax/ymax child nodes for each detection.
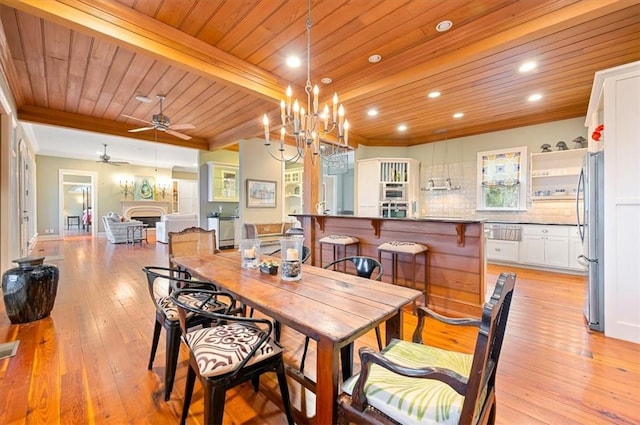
<box><xmin>290</xmin><ymin>214</ymin><xmax>485</xmax><ymax>224</ymax></box>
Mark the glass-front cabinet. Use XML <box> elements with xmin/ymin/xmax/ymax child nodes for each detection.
<box><xmin>208</xmin><ymin>162</ymin><xmax>239</xmax><ymax>202</ymax></box>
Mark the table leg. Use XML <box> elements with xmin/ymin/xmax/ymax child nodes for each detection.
<box><xmin>385</xmin><ymin>310</ymin><xmax>403</xmax><ymax>345</ymax></box>
<box><xmin>316</xmin><ymin>337</ymin><xmax>339</xmax><ymax>425</ymax></box>
<box><xmin>340</xmin><ymin>343</ymin><xmax>353</xmax><ymax>381</ymax></box>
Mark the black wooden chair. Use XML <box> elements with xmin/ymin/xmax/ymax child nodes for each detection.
<box><xmin>298</xmin><ymin>256</ymin><xmax>384</xmax><ymax>373</ymax></box>
<box><xmin>337</xmin><ymin>272</ymin><xmax>517</xmax><ymax>425</ymax></box>
<box><xmin>170</xmin><ymin>288</ymin><xmax>294</xmax><ymax>425</ymax></box>
<box><xmin>142</xmin><ymin>266</ymin><xmax>227</xmax><ymax>401</ymax></box>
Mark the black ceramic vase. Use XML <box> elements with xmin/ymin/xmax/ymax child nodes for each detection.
<box><xmin>2</xmin><ymin>256</ymin><xmax>59</xmax><ymax>324</ymax></box>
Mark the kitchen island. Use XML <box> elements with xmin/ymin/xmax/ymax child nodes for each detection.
<box><xmin>292</xmin><ymin>214</ymin><xmax>486</xmax><ymax>317</ymax></box>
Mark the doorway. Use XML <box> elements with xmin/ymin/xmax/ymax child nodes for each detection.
<box><xmin>59</xmin><ymin>169</ymin><xmax>97</xmax><ymax>239</ymax></box>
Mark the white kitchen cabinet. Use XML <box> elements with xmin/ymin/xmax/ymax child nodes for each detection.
<box><xmin>356</xmin><ymin>158</ymin><xmax>420</xmax><ymax>217</ymax></box>
<box><xmin>485</xmin><ymin>239</ymin><xmax>519</xmax><ymax>262</ymax></box>
<box><xmin>284</xmin><ymin>167</ymin><xmax>303</xmax><ymax>214</ymax></box>
<box><xmin>207</xmin><ymin>162</ymin><xmax>239</xmax><ymax>202</ymax></box>
<box><xmin>520</xmin><ymin>225</ymin><xmax>569</xmax><ymax>268</ymax></box>
<box><xmin>586</xmin><ymin>61</ymin><xmax>640</xmax><ymax>342</ymax></box>
<box><xmin>356</xmin><ymin>159</ymin><xmax>382</xmax><ymax>216</ymax></box>
<box><xmin>530</xmin><ymin>148</ymin><xmax>586</xmax><ymax>201</ymax></box>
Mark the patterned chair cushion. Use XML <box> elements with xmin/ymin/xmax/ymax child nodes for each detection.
<box><xmin>342</xmin><ymin>338</ymin><xmax>473</xmax><ymax>425</ymax></box>
<box><xmin>156</xmin><ymin>292</ymin><xmax>225</xmax><ymax>321</ymax></box>
<box><xmin>319</xmin><ymin>235</ymin><xmax>359</xmax><ymax>245</ymax></box>
<box><xmin>378</xmin><ymin>241</ymin><xmax>428</xmax><ymax>254</ymax></box>
<box><xmin>184</xmin><ymin>323</ymin><xmax>282</xmax><ymax>377</ymax></box>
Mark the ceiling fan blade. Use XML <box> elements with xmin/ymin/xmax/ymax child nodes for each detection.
<box><xmin>128</xmin><ymin>126</ymin><xmax>155</xmax><ymax>133</ymax></box>
<box><xmin>122</xmin><ymin>114</ymin><xmax>153</xmax><ymax>125</ymax></box>
<box><xmin>169</xmin><ymin>123</ymin><xmax>195</xmax><ymax>131</ymax></box>
<box><xmin>166</xmin><ymin>129</ymin><xmax>192</xmax><ymax>140</ymax></box>
<box><xmin>110</xmin><ymin>161</ymin><xmax>130</xmax><ymax>165</ymax></box>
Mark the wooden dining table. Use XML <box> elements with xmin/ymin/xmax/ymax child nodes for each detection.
<box><xmin>171</xmin><ymin>252</ymin><xmax>422</xmax><ymax>425</ymax></box>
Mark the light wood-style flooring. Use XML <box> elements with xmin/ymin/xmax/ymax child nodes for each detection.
<box><xmin>0</xmin><ymin>234</ymin><xmax>638</xmax><ymax>424</ymax></box>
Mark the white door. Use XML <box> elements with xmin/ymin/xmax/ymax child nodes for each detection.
<box><xmin>177</xmin><ymin>180</ymin><xmax>198</xmax><ymax>214</ymax></box>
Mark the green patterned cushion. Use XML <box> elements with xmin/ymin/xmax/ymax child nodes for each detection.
<box><xmin>342</xmin><ymin>339</ymin><xmax>473</xmax><ymax>425</ymax></box>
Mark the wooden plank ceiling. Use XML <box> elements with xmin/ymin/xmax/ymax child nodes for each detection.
<box><xmin>0</xmin><ymin>0</ymin><xmax>638</xmax><ymax>153</ymax></box>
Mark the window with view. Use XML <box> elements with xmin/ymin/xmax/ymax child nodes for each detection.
<box><xmin>477</xmin><ymin>146</ymin><xmax>528</xmax><ymax>211</ymax></box>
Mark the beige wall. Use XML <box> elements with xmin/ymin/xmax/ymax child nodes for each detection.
<box><xmin>36</xmin><ymin>155</ymin><xmax>172</xmax><ymax>235</ymax></box>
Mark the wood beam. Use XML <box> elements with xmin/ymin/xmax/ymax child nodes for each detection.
<box><xmin>0</xmin><ymin>0</ymin><xmax>291</xmax><ymax>102</ymax></box>
<box><xmin>18</xmin><ymin>105</ymin><xmax>209</xmax><ymax>150</ymax></box>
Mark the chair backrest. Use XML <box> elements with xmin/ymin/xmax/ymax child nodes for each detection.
<box><xmin>168</xmin><ymin>226</ymin><xmax>218</xmax><ymax>267</ymax></box>
<box><xmin>425</xmin><ymin>272</ymin><xmax>516</xmax><ymax>424</ymax></box>
<box><xmin>324</xmin><ymin>256</ymin><xmax>383</xmax><ymax>281</ymax></box>
<box><xmin>268</xmin><ymin>246</ymin><xmax>311</xmax><ymax>263</ymax></box>
<box><xmin>141</xmin><ymin>266</ymin><xmax>192</xmax><ymax>311</ymax></box>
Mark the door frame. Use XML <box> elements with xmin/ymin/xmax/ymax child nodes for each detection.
<box><xmin>59</xmin><ymin>169</ymin><xmax>98</xmax><ymax>238</ymax></box>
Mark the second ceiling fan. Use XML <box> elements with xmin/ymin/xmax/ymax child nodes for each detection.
<box><xmin>123</xmin><ymin>94</ymin><xmax>194</xmax><ymax>140</ymax></box>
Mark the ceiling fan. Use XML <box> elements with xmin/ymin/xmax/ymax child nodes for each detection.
<box><xmin>97</xmin><ymin>144</ymin><xmax>129</xmax><ymax>166</ymax></box>
<box><xmin>123</xmin><ymin>94</ymin><xmax>195</xmax><ymax>140</ymax></box>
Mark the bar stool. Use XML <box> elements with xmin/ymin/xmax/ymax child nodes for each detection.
<box><xmin>377</xmin><ymin>241</ymin><xmax>428</xmax><ymax>294</ymax></box>
<box><xmin>319</xmin><ymin>235</ymin><xmax>359</xmax><ymax>270</ymax></box>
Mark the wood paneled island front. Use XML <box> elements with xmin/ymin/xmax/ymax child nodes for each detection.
<box><xmin>292</xmin><ymin>214</ymin><xmax>486</xmax><ymax>317</ymax></box>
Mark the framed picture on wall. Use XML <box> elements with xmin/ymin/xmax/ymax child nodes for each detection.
<box><xmin>246</xmin><ymin>179</ymin><xmax>276</xmax><ymax>208</ymax></box>
<box><xmin>134</xmin><ymin>175</ymin><xmax>155</xmax><ymax>200</ymax></box>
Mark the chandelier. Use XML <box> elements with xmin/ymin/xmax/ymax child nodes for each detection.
<box><xmin>262</xmin><ymin>0</ymin><xmax>350</xmax><ymax>163</ymax></box>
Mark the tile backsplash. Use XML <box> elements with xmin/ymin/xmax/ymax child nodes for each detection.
<box><xmin>419</xmin><ymin>160</ymin><xmax>578</xmax><ymax>224</ymax></box>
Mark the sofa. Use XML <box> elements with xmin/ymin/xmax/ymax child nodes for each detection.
<box><xmin>243</xmin><ymin>222</ymin><xmax>296</xmax><ymax>248</ymax></box>
<box><xmin>156</xmin><ymin>213</ymin><xmax>199</xmax><ymax>244</ymax></box>
<box><xmin>103</xmin><ymin>213</ymin><xmax>143</xmax><ymax>244</ymax></box>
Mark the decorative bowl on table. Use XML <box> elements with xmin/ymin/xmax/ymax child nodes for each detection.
<box><xmin>259</xmin><ymin>260</ymin><xmax>279</xmax><ymax>275</ymax></box>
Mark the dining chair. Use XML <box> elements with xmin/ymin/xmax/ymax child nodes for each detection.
<box><xmin>142</xmin><ymin>266</ymin><xmax>228</xmax><ymax>401</ymax></box>
<box><xmin>337</xmin><ymin>272</ymin><xmax>517</xmax><ymax>425</ymax></box>
<box><xmin>299</xmin><ymin>256</ymin><xmax>384</xmax><ymax>374</ymax></box>
<box><xmin>168</xmin><ymin>226</ymin><xmax>219</xmax><ymax>270</ymax></box>
<box><xmin>170</xmin><ymin>288</ymin><xmax>295</xmax><ymax>425</ymax></box>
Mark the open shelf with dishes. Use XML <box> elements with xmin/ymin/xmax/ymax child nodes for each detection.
<box><xmin>530</xmin><ymin>148</ymin><xmax>586</xmax><ymax>201</ymax></box>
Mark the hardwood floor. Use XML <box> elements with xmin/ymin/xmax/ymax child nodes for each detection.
<box><xmin>0</xmin><ymin>235</ymin><xmax>638</xmax><ymax>424</ymax></box>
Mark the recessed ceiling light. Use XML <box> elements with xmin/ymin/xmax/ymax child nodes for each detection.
<box><xmin>436</xmin><ymin>20</ymin><xmax>453</xmax><ymax>32</ymax></box>
<box><xmin>398</xmin><ymin>124</ymin><xmax>407</xmax><ymax>132</ymax></box>
<box><xmin>286</xmin><ymin>55</ymin><xmax>301</xmax><ymax>68</ymax></box>
<box><xmin>453</xmin><ymin>112</ymin><xmax>464</xmax><ymax>118</ymax></box>
<box><xmin>528</xmin><ymin>93</ymin><xmax>543</xmax><ymax>102</ymax></box>
<box><xmin>368</xmin><ymin>54</ymin><xmax>382</xmax><ymax>63</ymax></box>
<box><xmin>320</xmin><ymin>77</ymin><xmax>332</xmax><ymax>84</ymax></box>
<box><xmin>519</xmin><ymin>61</ymin><xmax>537</xmax><ymax>73</ymax></box>
<box><xmin>368</xmin><ymin>109</ymin><xmax>378</xmax><ymax>117</ymax></box>
<box><xmin>135</xmin><ymin>94</ymin><xmax>152</xmax><ymax>103</ymax></box>
<box><xmin>428</xmin><ymin>91</ymin><xmax>441</xmax><ymax>98</ymax></box>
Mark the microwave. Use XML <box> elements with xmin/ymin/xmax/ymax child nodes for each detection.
<box><xmin>381</xmin><ymin>183</ymin><xmax>406</xmax><ymax>201</ymax></box>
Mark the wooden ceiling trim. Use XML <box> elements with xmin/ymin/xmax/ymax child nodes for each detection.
<box><xmin>18</xmin><ymin>104</ymin><xmax>209</xmax><ymax>150</ymax></box>
<box><xmin>336</xmin><ymin>0</ymin><xmax>629</xmax><ymax>104</ymax></box>
<box><xmin>0</xmin><ymin>9</ymin><xmax>24</xmax><ymax>106</ymax></box>
<box><xmin>3</xmin><ymin>0</ymin><xmax>289</xmax><ymax>101</ymax></box>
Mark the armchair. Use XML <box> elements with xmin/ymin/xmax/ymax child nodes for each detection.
<box><xmin>338</xmin><ymin>272</ymin><xmax>517</xmax><ymax>425</ymax></box>
<box><xmin>156</xmin><ymin>213</ymin><xmax>198</xmax><ymax>243</ymax></box>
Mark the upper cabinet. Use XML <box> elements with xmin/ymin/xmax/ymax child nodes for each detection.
<box><xmin>530</xmin><ymin>148</ymin><xmax>586</xmax><ymax>201</ymax></box>
<box><xmin>284</xmin><ymin>167</ymin><xmax>303</xmax><ymax>214</ymax></box>
<box><xmin>207</xmin><ymin>162</ymin><xmax>239</xmax><ymax>202</ymax></box>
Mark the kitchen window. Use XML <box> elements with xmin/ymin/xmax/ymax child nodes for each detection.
<box><xmin>477</xmin><ymin>146</ymin><xmax>528</xmax><ymax>211</ymax></box>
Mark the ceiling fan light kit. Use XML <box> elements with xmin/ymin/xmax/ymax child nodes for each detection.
<box><xmin>123</xmin><ymin>95</ymin><xmax>194</xmax><ymax>140</ymax></box>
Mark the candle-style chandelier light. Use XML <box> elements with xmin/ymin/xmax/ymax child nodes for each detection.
<box><xmin>262</xmin><ymin>0</ymin><xmax>350</xmax><ymax>163</ymax></box>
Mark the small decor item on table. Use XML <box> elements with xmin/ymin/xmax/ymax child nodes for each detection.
<box><xmin>259</xmin><ymin>259</ymin><xmax>279</xmax><ymax>275</ymax></box>
<box><xmin>592</xmin><ymin>124</ymin><xmax>604</xmax><ymax>142</ymax></box>
<box><xmin>556</xmin><ymin>141</ymin><xmax>568</xmax><ymax>151</ymax></box>
<box><xmin>2</xmin><ymin>256</ymin><xmax>59</xmax><ymax>324</ymax></box>
<box><xmin>280</xmin><ymin>236</ymin><xmax>304</xmax><ymax>281</ymax></box>
<box><xmin>540</xmin><ymin>143</ymin><xmax>552</xmax><ymax>153</ymax></box>
<box><xmin>239</xmin><ymin>239</ymin><xmax>261</xmax><ymax>269</ymax></box>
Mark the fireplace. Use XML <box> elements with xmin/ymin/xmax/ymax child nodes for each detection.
<box><xmin>121</xmin><ymin>201</ymin><xmax>171</xmax><ymax>228</ymax></box>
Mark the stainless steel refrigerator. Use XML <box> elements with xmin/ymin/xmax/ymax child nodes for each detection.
<box><xmin>576</xmin><ymin>151</ymin><xmax>604</xmax><ymax>331</ymax></box>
